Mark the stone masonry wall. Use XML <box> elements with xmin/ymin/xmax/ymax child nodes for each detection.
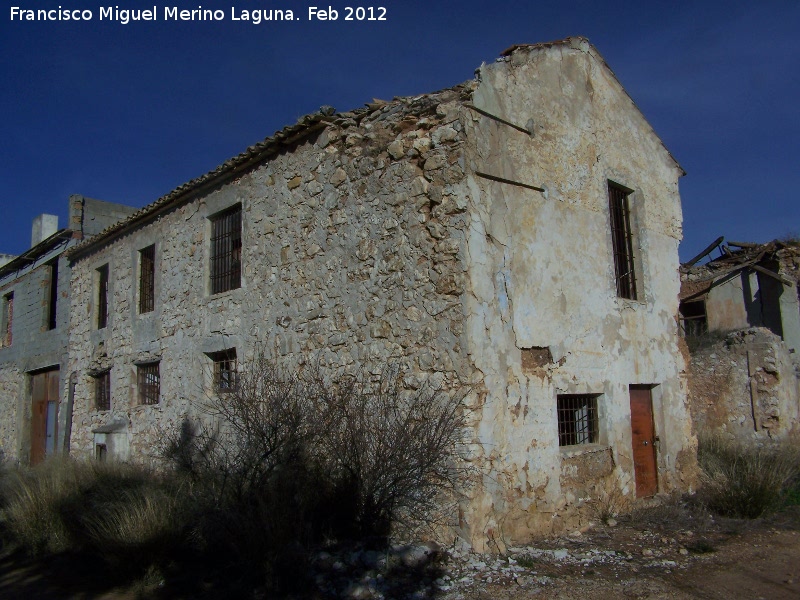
<box><xmin>0</xmin><ymin>197</ymin><xmax>137</xmax><ymax>465</ymax></box>
<box><xmin>688</xmin><ymin>327</ymin><xmax>800</xmax><ymax>443</ymax></box>
<box><xmin>0</xmin><ymin>252</ymin><xmax>71</xmax><ymax>463</ymax></box>
<box><xmin>68</xmin><ymin>38</ymin><xmax>696</xmax><ymax>549</ymax></box>
<box><xmin>68</xmin><ymin>87</ymin><xmax>476</xmax><ymax>465</ymax></box>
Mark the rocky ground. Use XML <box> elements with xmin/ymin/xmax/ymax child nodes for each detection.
<box><xmin>309</xmin><ymin>503</ymin><xmax>800</xmax><ymax>600</ymax></box>
<box><xmin>1</xmin><ymin>503</ymin><xmax>798</xmax><ymax>599</ymax></box>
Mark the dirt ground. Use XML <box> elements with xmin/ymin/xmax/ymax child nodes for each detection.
<box><xmin>449</xmin><ymin>506</ymin><xmax>800</xmax><ymax>600</ymax></box>
<box><xmin>1</xmin><ymin>506</ymin><xmax>798</xmax><ymax>599</ymax></box>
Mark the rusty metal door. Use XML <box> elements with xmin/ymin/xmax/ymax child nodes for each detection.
<box><xmin>30</xmin><ymin>369</ymin><xmax>59</xmax><ymax>466</ymax></box>
<box><xmin>630</xmin><ymin>386</ymin><xmax>658</xmax><ymax>497</ymax></box>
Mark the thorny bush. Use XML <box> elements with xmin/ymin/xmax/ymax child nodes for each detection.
<box><xmin>161</xmin><ymin>351</ymin><xmax>469</xmax><ymax>582</ymax></box>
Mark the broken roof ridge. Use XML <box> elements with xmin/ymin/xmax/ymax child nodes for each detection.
<box><xmin>65</xmin><ymin>83</ymin><xmax>473</xmax><ymax>261</ymax></box>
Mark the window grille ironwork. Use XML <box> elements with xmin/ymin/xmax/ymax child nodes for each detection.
<box><xmin>608</xmin><ymin>182</ymin><xmax>637</xmax><ymax>300</ymax></box>
<box><xmin>2</xmin><ymin>292</ymin><xmax>12</xmax><ymax>347</ymax></box>
<box><xmin>137</xmin><ymin>362</ymin><xmax>160</xmax><ymax>405</ymax></box>
<box><xmin>210</xmin><ymin>205</ymin><xmax>242</xmax><ymax>294</ymax></box>
<box><xmin>139</xmin><ymin>245</ymin><xmax>155</xmax><ymax>314</ymax></box>
<box><xmin>557</xmin><ymin>394</ymin><xmax>599</xmax><ymax>446</ymax></box>
<box><xmin>97</xmin><ymin>264</ymin><xmax>109</xmax><ymax>329</ymax></box>
<box><xmin>211</xmin><ymin>349</ymin><xmax>238</xmax><ymax>392</ymax></box>
<box><xmin>94</xmin><ymin>370</ymin><xmax>111</xmax><ymax>411</ymax></box>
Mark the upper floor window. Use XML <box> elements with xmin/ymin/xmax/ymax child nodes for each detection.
<box><xmin>93</xmin><ymin>370</ymin><xmax>111</xmax><ymax>411</ymax></box>
<box><xmin>608</xmin><ymin>182</ymin><xmax>638</xmax><ymax>300</ymax></box>
<box><xmin>137</xmin><ymin>361</ymin><xmax>160</xmax><ymax>405</ymax></box>
<box><xmin>138</xmin><ymin>245</ymin><xmax>155</xmax><ymax>314</ymax></box>
<box><xmin>210</xmin><ymin>205</ymin><xmax>242</xmax><ymax>294</ymax></box>
<box><xmin>1</xmin><ymin>292</ymin><xmax>12</xmax><ymax>347</ymax></box>
<box><xmin>46</xmin><ymin>258</ymin><xmax>58</xmax><ymax>330</ymax></box>
<box><xmin>97</xmin><ymin>264</ymin><xmax>109</xmax><ymax>329</ymax></box>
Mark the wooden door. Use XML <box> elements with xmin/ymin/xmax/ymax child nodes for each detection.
<box><xmin>630</xmin><ymin>386</ymin><xmax>658</xmax><ymax>497</ymax></box>
<box><xmin>30</xmin><ymin>369</ymin><xmax>59</xmax><ymax>466</ymax></box>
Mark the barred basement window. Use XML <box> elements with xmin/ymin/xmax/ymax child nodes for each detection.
<box><xmin>557</xmin><ymin>394</ymin><xmax>599</xmax><ymax>446</ymax></box>
<box><xmin>93</xmin><ymin>370</ymin><xmax>111</xmax><ymax>411</ymax></box>
<box><xmin>138</xmin><ymin>245</ymin><xmax>155</xmax><ymax>314</ymax></box>
<box><xmin>137</xmin><ymin>362</ymin><xmax>160</xmax><ymax>405</ymax></box>
<box><xmin>97</xmin><ymin>264</ymin><xmax>109</xmax><ymax>329</ymax></box>
<box><xmin>1</xmin><ymin>292</ymin><xmax>12</xmax><ymax>347</ymax></box>
<box><xmin>211</xmin><ymin>349</ymin><xmax>238</xmax><ymax>392</ymax></box>
<box><xmin>608</xmin><ymin>182</ymin><xmax>637</xmax><ymax>300</ymax></box>
<box><xmin>210</xmin><ymin>205</ymin><xmax>242</xmax><ymax>294</ymax></box>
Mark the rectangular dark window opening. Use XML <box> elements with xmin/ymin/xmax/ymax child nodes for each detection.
<box><xmin>679</xmin><ymin>299</ymin><xmax>708</xmax><ymax>338</ymax></box>
<box><xmin>139</xmin><ymin>245</ymin><xmax>155</xmax><ymax>314</ymax></box>
<box><xmin>557</xmin><ymin>394</ymin><xmax>599</xmax><ymax>447</ymax></box>
<box><xmin>210</xmin><ymin>349</ymin><xmax>238</xmax><ymax>392</ymax></box>
<box><xmin>47</xmin><ymin>258</ymin><xmax>58</xmax><ymax>330</ymax></box>
<box><xmin>210</xmin><ymin>205</ymin><xmax>242</xmax><ymax>294</ymax></box>
<box><xmin>95</xmin><ymin>444</ymin><xmax>107</xmax><ymax>462</ymax></box>
<box><xmin>2</xmin><ymin>292</ymin><xmax>12</xmax><ymax>347</ymax></box>
<box><xmin>97</xmin><ymin>264</ymin><xmax>109</xmax><ymax>329</ymax></box>
<box><xmin>608</xmin><ymin>182</ymin><xmax>638</xmax><ymax>300</ymax></box>
<box><xmin>93</xmin><ymin>370</ymin><xmax>111</xmax><ymax>411</ymax></box>
<box><xmin>137</xmin><ymin>362</ymin><xmax>160</xmax><ymax>405</ymax></box>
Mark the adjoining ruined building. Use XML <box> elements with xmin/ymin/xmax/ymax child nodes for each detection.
<box><xmin>0</xmin><ymin>196</ymin><xmax>137</xmax><ymax>465</ymax></box>
<box><xmin>680</xmin><ymin>238</ymin><xmax>800</xmax><ymax>352</ymax></box>
<box><xmin>681</xmin><ymin>239</ymin><xmax>800</xmax><ymax>442</ymax></box>
<box><xmin>64</xmin><ymin>37</ymin><xmax>695</xmax><ymax>549</ymax></box>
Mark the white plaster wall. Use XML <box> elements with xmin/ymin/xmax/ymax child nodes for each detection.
<box><xmin>459</xmin><ymin>40</ymin><xmax>695</xmax><ymax>548</ymax></box>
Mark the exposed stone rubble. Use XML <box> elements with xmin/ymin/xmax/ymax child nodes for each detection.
<box><xmin>687</xmin><ymin>327</ymin><xmax>800</xmax><ymax>442</ymax></box>
<box><xmin>306</xmin><ymin>526</ymin><xmax>705</xmax><ymax>599</ymax></box>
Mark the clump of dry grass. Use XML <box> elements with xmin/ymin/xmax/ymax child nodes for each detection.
<box><xmin>0</xmin><ymin>457</ymin><xmax>188</xmax><ymax>567</ymax></box>
<box><xmin>697</xmin><ymin>435</ymin><xmax>800</xmax><ymax>519</ymax></box>
<box><xmin>0</xmin><ymin>458</ymin><xmax>91</xmax><ymax>555</ymax></box>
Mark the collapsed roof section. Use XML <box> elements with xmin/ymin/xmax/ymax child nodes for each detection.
<box><xmin>680</xmin><ymin>238</ymin><xmax>799</xmax><ymax>301</ymax></box>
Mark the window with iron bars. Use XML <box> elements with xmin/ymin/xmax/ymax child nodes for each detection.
<box><xmin>137</xmin><ymin>362</ymin><xmax>160</xmax><ymax>405</ymax></box>
<box><xmin>209</xmin><ymin>205</ymin><xmax>242</xmax><ymax>294</ymax></box>
<box><xmin>93</xmin><ymin>370</ymin><xmax>111</xmax><ymax>411</ymax></box>
<box><xmin>608</xmin><ymin>182</ymin><xmax>637</xmax><ymax>300</ymax></box>
<box><xmin>138</xmin><ymin>245</ymin><xmax>155</xmax><ymax>314</ymax></box>
<box><xmin>97</xmin><ymin>264</ymin><xmax>109</xmax><ymax>329</ymax></box>
<box><xmin>210</xmin><ymin>349</ymin><xmax>238</xmax><ymax>392</ymax></box>
<box><xmin>1</xmin><ymin>292</ymin><xmax>13</xmax><ymax>347</ymax></box>
<box><xmin>557</xmin><ymin>394</ymin><xmax>600</xmax><ymax>446</ymax></box>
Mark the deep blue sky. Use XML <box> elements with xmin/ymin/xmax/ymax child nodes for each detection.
<box><xmin>1</xmin><ymin>0</ymin><xmax>798</xmax><ymax>261</ymax></box>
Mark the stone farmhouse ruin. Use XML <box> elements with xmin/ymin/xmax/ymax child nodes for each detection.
<box><xmin>2</xmin><ymin>38</ymin><xmax>699</xmax><ymax>548</ymax></box>
<box><xmin>0</xmin><ymin>197</ymin><xmax>137</xmax><ymax>465</ymax></box>
<box><xmin>681</xmin><ymin>239</ymin><xmax>800</xmax><ymax>443</ymax></box>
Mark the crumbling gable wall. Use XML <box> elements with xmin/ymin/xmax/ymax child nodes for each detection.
<box><xmin>458</xmin><ymin>39</ymin><xmax>694</xmax><ymax>548</ymax></box>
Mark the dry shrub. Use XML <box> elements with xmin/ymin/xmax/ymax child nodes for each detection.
<box><xmin>697</xmin><ymin>435</ymin><xmax>800</xmax><ymax>519</ymax></box>
<box><xmin>160</xmin><ymin>351</ymin><xmax>469</xmax><ymax>590</ymax></box>
<box><xmin>587</xmin><ymin>479</ymin><xmax>632</xmax><ymax>525</ymax></box>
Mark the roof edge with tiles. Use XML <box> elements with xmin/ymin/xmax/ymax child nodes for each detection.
<box><xmin>65</xmin><ymin>107</ymin><xmax>337</xmax><ymax>262</ymax></box>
